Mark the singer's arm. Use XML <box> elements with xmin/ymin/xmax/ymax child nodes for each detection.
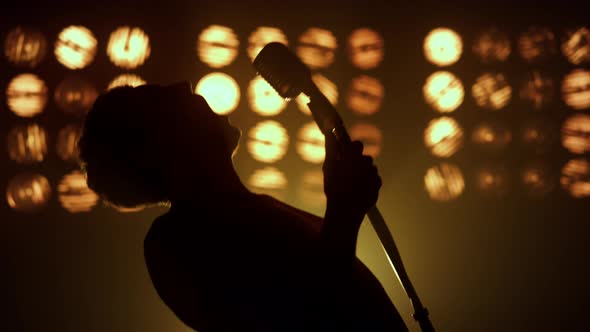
<box><xmin>319</xmin><ymin>202</ymin><xmax>365</xmax><ymax>269</ymax></box>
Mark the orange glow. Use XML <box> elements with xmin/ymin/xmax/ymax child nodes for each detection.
<box><xmin>349</xmin><ymin>123</ymin><xmax>383</xmax><ymax>158</ymax></box>
<box><xmin>297</xmin><ymin>169</ymin><xmax>326</xmax><ymax>210</ymax></box>
<box><xmin>518</xmin><ymin>26</ymin><xmax>556</xmax><ymax>63</ymax></box>
<box><xmin>247</xmin><ymin>26</ymin><xmax>288</xmax><ymax>60</ymax></box>
<box><xmin>248</xmin><ymin>167</ymin><xmax>288</xmax><ymax>200</ymax></box>
<box><xmin>561</xmin><ymin>159</ymin><xmax>590</xmax><ymax>198</ymax></box>
<box><xmin>7</xmin><ymin>124</ymin><xmax>47</xmax><ymax>164</ymax></box>
<box><xmin>6</xmin><ymin>173</ymin><xmax>51</xmax><ymax>213</ymax></box>
<box><xmin>475</xmin><ymin>166</ymin><xmax>509</xmax><ymax>196</ymax></box>
<box><xmin>248</xmin><ymin>76</ymin><xmax>287</xmax><ymax>116</ymax></box>
<box><xmin>522</xmin><ymin>163</ymin><xmax>554</xmax><ymax>197</ymax></box>
<box><xmin>297</xmin><ymin>122</ymin><xmax>325</xmax><ymax>164</ymax></box>
<box><xmin>56</xmin><ymin>124</ymin><xmax>82</xmax><ymax>162</ymax></box>
<box><xmin>423</xmin><ymin>71</ymin><xmax>464</xmax><ymax>113</ymax></box>
<box><xmin>296</xmin><ymin>74</ymin><xmax>338</xmax><ymax>115</ymax></box>
<box><xmin>197</xmin><ymin>25</ymin><xmax>239</xmax><ymax>68</ymax></box>
<box><xmin>520</xmin><ymin>119</ymin><xmax>556</xmax><ymax>153</ymax></box>
<box><xmin>561</xmin><ymin>27</ymin><xmax>590</xmax><ymax>65</ymax></box>
<box><xmin>562</xmin><ymin>114</ymin><xmax>590</xmax><ymax>154</ymax></box>
<box><xmin>112</xmin><ymin>205</ymin><xmax>145</xmax><ymax>213</ymax></box>
<box><xmin>107</xmin><ymin>26</ymin><xmax>151</xmax><ymax>69</ymax></box>
<box><xmin>347</xmin><ymin>75</ymin><xmax>384</xmax><ymax>116</ymax></box>
<box><xmin>54</xmin><ymin>76</ymin><xmax>98</xmax><ymax>116</ymax></box>
<box><xmin>424</xmin><ymin>163</ymin><xmax>464</xmax><ymax>201</ymax></box>
<box><xmin>296</xmin><ymin>27</ymin><xmax>338</xmax><ymax>69</ymax></box>
<box><xmin>562</xmin><ymin>69</ymin><xmax>590</xmax><ymax>110</ymax></box>
<box><xmin>472</xmin><ymin>27</ymin><xmax>511</xmax><ymax>63</ymax></box>
<box><xmin>348</xmin><ymin>28</ymin><xmax>384</xmax><ymax>69</ymax></box>
<box><xmin>472</xmin><ymin>72</ymin><xmax>512</xmax><ymax>110</ymax></box>
<box><xmin>471</xmin><ymin>122</ymin><xmax>512</xmax><ymax>150</ymax></box>
<box><xmin>520</xmin><ymin>71</ymin><xmax>554</xmax><ymax>109</ymax></box>
<box><xmin>6</xmin><ymin>73</ymin><xmax>48</xmax><ymax>117</ymax></box>
<box><xmin>424</xmin><ymin>117</ymin><xmax>464</xmax><ymax>158</ymax></box>
<box><xmin>58</xmin><ymin>170</ymin><xmax>99</xmax><ymax>213</ymax></box>
<box><xmin>107</xmin><ymin>73</ymin><xmax>146</xmax><ymax>90</ymax></box>
<box><xmin>195</xmin><ymin>72</ymin><xmax>240</xmax><ymax>115</ymax></box>
<box><xmin>4</xmin><ymin>26</ymin><xmax>47</xmax><ymax>68</ymax></box>
<box><xmin>423</xmin><ymin>28</ymin><xmax>463</xmax><ymax>66</ymax></box>
<box><xmin>55</xmin><ymin>25</ymin><xmax>97</xmax><ymax>69</ymax></box>
<box><xmin>247</xmin><ymin>120</ymin><xmax>289</xmax><ymax>163</ymax></box>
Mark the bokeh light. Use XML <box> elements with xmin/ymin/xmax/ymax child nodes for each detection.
<box><xmin>348</xmin><ymin>27</ymin><xmax>384</xmax><ymax>69</ymax></box>
<box><xmin>423</xmin><ymin>71</ymin><xmax>464</xmax><ymax>113</ymax></box>
<box><xmin>247</xmin><ymin>120</ymin><xmax>289</xmax><ymax>163</ymax></box>
<box><xmin>471</xmin><ymin>122</ymin><xmax>512</xmax><ymax>151</ymax></box>
<box><xmin>297</xmin><ymin>169</ymin><xmax>326</xmax><ymax>211</ymax></box>
<box><xmin>472</xmin><ymin>72</ymin><xmax>512</xmax><ymax>110</ymax></box>
<box><xmin>561</xmin><ymin>27</ymin><xmax>590</xmax><ymax>65</ymax></box>
<box><xmin>423</xmin><ymin>27</ymin><xmax>463</xmax><ymax>66</ymax></box>
<box><xmin>296</xmin><ymin>27</ymin><xmax>338</xmax><ymax>70</ymax></box>
<box><xmin>6</xmin><ymin>73</ymin><xmax>48</xmax><ymax>118</ymax></box>
<box><xmin>518</xmin><ymin>26</ymin><xmax>556</xmax><ymax>63</ymax></box>
<box><xmin>520</xmin><ymin>118</ymin><xmax>557</xmax><ymax>154</ymax></box>
<box><xmin>248</xmin><ymin>75</ymin><xmax>287</xmax><ymax>116</ymax></box>
<box><xmin>197</xmin><ymin>25</ymin><xmax>239</xmax><ymax>68</ymax></box>
<box><xmin>424</xmin><ymin>163</ymin><xmax>465</xmax><ymax>201</ymax></box>
<box><xmin>472</xmin><ymin>27</ymin><xmax>511</xmax><ymax>63</ymax></box>
<box><xmin>107</xmin><ymin>26</ymin><xmax>151</xmax><ymax>69</ymax></box>
<box><xmin>55</xmin><ymin>25</ymin><xmax>97</xmax><ymax>69</ymax></box>
<box><xmin>248</xmin><ymin>167</ymin><xmax>288</xmax><ymax>200</ymax></box>
<box><xmin>247</xmin><ymin>26</ymin><xmax>288</xmax><ymax>61</ymax></box>
<box><xmin>520</xmin><ymin>71</ymin><xmax>554</xmax><ymax>110</ymax></box>
<box><xmin>195</xmin><ymin>72</ymin><xmax>240</xmax><ymax>115</ymax></box>
<box><xmin>296</xmin><ymin>74</ymin><xmax>338</xmax><ymax>115</ymax></box>
<box><xmin>56</xmin><ymin>124</ymin><xmax>82</xmax><ymax>162</ymax></box>
<box><xmin>424</xmin><ymin>117</ymin><xmax>464</xmax><ymax>158</ymax></box>
<box><xmin>562</xmin><ymin>69</ymin><xmax>590</xmax><ymax>110</ymax></box>
<box><xmin>54</xmin><ymin>76</ymin><xmax>98</xmax><ymax>116</ymax></box>
<box><xmin>561</xmin><ymin>114</ymin><xmax>590</xmax><ymax>154</ymax></box>
<box><xmin>561</xmin><ymin>159</ymin><xmax>590</xmax><ymax>198</ymax></box>
<box><xmin>347</xmin><ymin>75</ymin><xmax>384</xmax><ymax>116</ymax></box>
<box><xmin>107</xmin><ymin>73</ymin><xmax>147</xmax><ymax>90</ymax></box>
<box><xmin>58</xmin><ymin>170</ymin><xmax>99</xmax><ymax>213</ymax></box>
<box><xmin>475</xmin><ymin>166</ymin><xmax>509</xmax><ymax>197</ymax></box>
<box><xmin>297</xmin><ymin>122</ymin><xmax>325</xmax><ymax>164</ymax></box>
<box><xmin>7</xmin><ymin>124</ymin><xmax>47</xmax><ymax>164</ymax></box>
<box><xmin>6</xmin><ymin>173</ymin><xmax>51</xmax><ymax>213</ymax></box>
<box><xmin>521</xmin><ymin>163</ymin><xmax>555</xmax><ymax>197</ymax></box>
<box><xmin>349</xmin><ymin>123</ymin><xmax>382</xmax><ymax>158</ymax></box>
<box><xmin>4</xmin><ymin>26</ymin><xmax>47</xmax><ymax>68</ymax></box>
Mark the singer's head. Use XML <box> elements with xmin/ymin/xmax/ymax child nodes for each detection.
<box><xmin>78</xmin><ymin>82</ymin><xmax>242</xmax><ymax>209</ymax></box>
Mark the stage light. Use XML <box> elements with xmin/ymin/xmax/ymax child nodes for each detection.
<box><xmin>107</xmin><ymin>26</ymin><xmax>151</xmax><ymax>69</ymax></box>
<box><xmin>349</xmin><ymin>123</ymin><xmax>382</xmax><ymax>158</ymax></box>
<box><xmin>562</xmin><ymin>114</ymin><xmax>590</xmax><ymax>154</ymax></box>
<box><xmin>56</xmin><ymin>124</ymin><xmax>82</xmax><ymax>162</ymax></box>
<box><xmin>248</xmin><ymin>75</ymin><xmax>287</xmax><ymax>116</ymax></box>
<box><xmin>424</xmin><ymin>163</ymin><xmax>464</xmax><ymax>201</ymax></box>
<box><xmin>472</xmin><ymin>27</ymin><xmax>511</xmax><ymax>63</ymax></box>
<box><xmin>6</xmin><ymin>173</ymin><xmax>51</xmax><ymax>213</ymax></box>
<box><xmin>561</xmin><ymin>27</ymin><xmax>590</xmax><ymax>65</ymax></box>
<box><xmin>7</xmin><ymin>124</ymin><xmax>47</xmax><ymax>164</ymax></box>
<box><xmin>472</xmin><ymin>72</ymin><xmax>512</xmax><ymax>110</ymax></box>
<box><xmin>521</xmin><ymin>163</ymin><xmax>555</xmax><ymax>197</ymax></box>
<box><xmin>471</xmin><ymin>122</ymin><xmax>511</xmax><ymax>151</ymax></box>
<box><xmin>107</xmin><ymin>73</ymin><xmax>146</xmax><ymax>90</ymax></box>
<box><xmin>58</xmin><ymin>170</ymin><xmax>99</xmax><ymax>213</ymax></box>
<box><xmin>475</xmin><ymin>166</ymin><xmax>509</xmax><ymax>197</ymax></box>
<box><xmin>4</xmin><ymin>26</ymin><xmax>47</xmax><ymax>68</ymax></box>
<box><xmin>423</xmin><ymin>27</ymin><xmax>462</xmax><ymax>66</ymax></box>
<box><xmin>54</xmin><ymin>76</ymin><xmax>98</xmax><ymax>116</ymax></box>
<box><xmin>297</xmin><ymin>122</ymin><xmax>325</xmax><ymax>164</ymax></box>
<box><xmin>247</xmin><ymin>26</ymin><xmax>288</xmax><ymax>61</ymax></box>
<box><xmin>6</xmin><ymin>73</ymin><xmax>48</xmax><ymax>118</ymax></box>
<box><xmin>195</xmin><ymin>72</ymin><xmax>240</xmax><ymax>115</ymax></box>
<box><xmin>297</xmin><ymin>169</ymin><xmax>326</xmax><ymax>209</ymax></box>
<box><xmin>296</xmin><ymin>27</ymin><xmax>338</xmax><ymax>70</ymax></box>
<box><xmin>520</xmin><ymin>71</ymin><xmax>554</xmax><ymax>110</ymax></box>
<box><xmin>562</xmin><ymin>69</ymin><xmax>590</xmax><ymax>110</ymax></box>
<box><xmin>561</xmin><ymin>158</ymin><xmax>590</xmax><ymax>198</ymax></box>
<box><xmin>424</xmin><ymin>116</ymin><xmax>464</xmax><ymax>158</ymax></box>
<box><xmin>197</xmin><ymin>25</ymin><xmax>239</xmax><ymax>68</ymax></box>
<box><xmin>347</xmin><ymin>75</ymin><xmax>384</xmax><ymax>116</ymax></box>
<box><xmin>296</xmin><ymin>74</ymin><xmax>338</xmax><ymax>115</ymax></box>
<box><xmin>55</xmin><ymin>25</ymin><xmax>97</xmax><ymax>69</ymax></box>
<box><xmin>348</xmin><ymin>27</ymin><xmax>384</xmax><ymax>69</ymax></box>
<box><xmin>247</xmin><ymin>120</ymin><xmax>289</xmax><ymax>163</ymax></box>
<box><xmin>248</xmin><ymin>167</ymin><xmax>288</xmax><ymax>200</ymax></box>
<box><xmin>518</xmin><ymin>26</ymin><xmax>556</xmax><ymax>63</ymax></box>
<box><xmin>520</xmin><ymin>118</ymin><xmax>556</xmax><ymax>154</ymax></box>
<box><xmin>423</xmin><ymin>71</ymin><xmax>464</xmax><ymax>113</ymax></box>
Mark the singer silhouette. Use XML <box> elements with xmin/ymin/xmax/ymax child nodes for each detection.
<box><xmin>78</xmin><ymin>82</ymin><xmax>409</xmax><ymax>332</ymax></box>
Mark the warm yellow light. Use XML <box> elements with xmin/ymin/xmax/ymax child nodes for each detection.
<box><xmin>562</xmin><ymin>114</ymin><xmax>590</xmax><ymax>154</ymax></box>
<box><xmin>248</xmin><ymin>167</ymin><xmax>288</xmax><ymax>200</ymax></box>
<box><xmin>520</xmin><ymin>119</ymin><xmax>556</xmax><ymax>154</ymax></box>
<box><xmin>54</xmin><ymin>76</ymin><xmax>98</xmax><ymax>116</ymax></box>
<box><xmin>520</xmin><ymin>71</ymin><xmax>554</xmax><ymax>110</ymax></box>
<box><xmin>423</xmin><ymin>71</ymin><xmax>464</xmax><ymax>113</ymax></box>
<box><xmin>296</xmin><ymin>74</ymin><xmax>338</xmax><ymax>115</ymax></box>
<box><xmin>195</xmin><ymin>72</ymin><xmax>240</xmax><ymax>115</ymax></box>
<box><xmin>297</xmin><ymin>122</ymin><xmax>325</xmax><ymax>164</ymax></box>
<box><xmin>6</xmin><ymin>73</ymin><xmax>48</xmax><ymax>118</ymax></box>
<box><xmin>7</xmin><ymin>124</ymin><xmax>47</xmax><ymax>164</ymax></box>
<box><xmin>472</xmin><ymin>27</ymin><xmax>511</xmax><ymax>63</ymax></box>
<box><xmin>248</xmin><ymin>75</ymin><xmax>287</xmax><ymax>116</ymax></box>
<box><xmin>107</xmin><ymin>73</ymin><xmax>147</xmax><ymax>90</ymax></box>
<box><xmin>424</xmin><ymin>117</ymin><xmax>464</xmax><ymax>158</ymax></box>
<box><xmin>296</xmin><ymin>27</ymin><xmax>338</xmax><ymax>70</ymax></box>
<box><xmin>475</xmin><ymin>166</ymin><xmax>509</xmax><ymax>196</ymax></box>
<box><xmin>347</xmin><ymin>75</ymin><xmax>384</xmax><ymax>116</ymax></box>
<box><xmin>518</xmin><ymin>26</ymin><xmax>556</xmax><ymax>63</ymax></box>
<box><xmin>197</xmin><ymin>25</ymin><xmax>239</xmax><ymax>68</ymax></box>
<box><xmin>424</xmin><ymin>163</ymin><xmax>464</xmax><ymax>201</ymax></box>
<box><xmin>247</xmin><ymin>120</ymin><xmax>289</xmax><ymax>163</ymax></box>
<box><xmin>112</xmin><ymin>205</ymin><xmax>145</xmax><ymax>213</ymax></box>
<box><xmin>349</xmin><ymin>123</ymin><xmax>383</xmax><ymax>158</ymax></box>
<box><xmin>6</xmin><ymin>173</ymin><xmax>51</xmax><ymax>213</ymax></box>
<box><xmin>562</xmin><ymin>69</ymin><xmax>590</xmax><ymax>110</ymax></box>
<box><xmin>4</xmin><ymin>26</ymin><xmax>47</xmax><ymax>68</ymax></box>
<box><xmin>107</xmin><ymin>26</ymin><xmax>151</xmax><ymax>69</ymax></box>
<box><xmin>247</xmin><ymin>26</ymin><xmax>288</xmax><ymax>61</ymax></box>
<box><xmin>297</xmin><ymin>169</ymin><xmax>326</xmax><ymax>210</ymax></box>
<box><xmin>471</xmin><ymin>122</ymin><xmax>511</xmax><ymax>150</ymax></box>
<box><xmin>55</xmin><ymin>25</ymin><xmax>97</xmax><ymax>69</ymax></box>
<box><xmin>348</xmin><ymin>28</ymin><xmax>384</xmax><ymax>69</ymax></box>
<box><xmin>423</xmin><ymin>27</ymin><xmax>463</xmax><ymax>66</ymax></box>
<box><xmin>472</xmin><ymin>72</ymin><xmax>512</xmax><ymax>110</ymax></box>
<box><xmin>561</xmin><ymin>159</ymin><xmax>590</xmax><ymax>198</ymax></box>
<box><xmin>522</xmin><ymin>163</ymin><xmax>554</xmax><ymax>197</ymax></box>
<box><xmin>56</xmin><ymin>124</ymin><xmax>82</xmax><ymax>162</ymax></box>
<box><xmin>562</xmin><ymin>27</ymin><xmax>590</xmax><ymax>65</ymax></box>
<box><xmin>58</xmin><ymin>170</ymin><xmax>99</xmax><ymax>213</ymax></box>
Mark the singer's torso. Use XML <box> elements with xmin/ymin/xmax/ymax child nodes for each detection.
<box><xmin>144</xmin><ymin>193</ymin><xmax>408</xmax><ymax>332</ymax></box>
